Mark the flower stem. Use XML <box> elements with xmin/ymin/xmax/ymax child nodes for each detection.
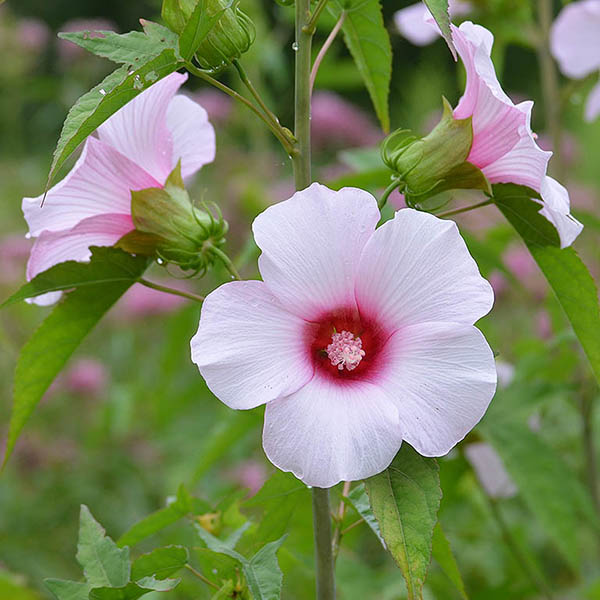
<box><xmin>137</xmin><ymin>278</ymin><xmax>204</xmax><ymax>303</ymax></box>
<box><xmin>378</xmin><ymin>179</ymin><xmax>403</xmax><ymax>210</ymax></box>
<box><xmin>209</xmin><ymin>246</ymin><xmax>242</xmax><ymax>281</ymax></box>
<box><xmin>310</xmin><ymin>12</ymin><xmax>346</xmax><ymax>95</ymax></box>
<box><xmin>436</xmin><ymin>198</ymin><xmax>493</xmax><ymax>218</ymax></box>
<box><xmin>331</xmin><ymin>481</ymin><xmax>351</xmax><ymax>561</ymax></box>
<box><xmin>185</xmin><ymin>564</ymin><xmax>220</xmax><ymax>590</ymax></box>
<box><xmin>304</xmin><ymin>0</ymin><xmax>330</xmax><ymax>34</ymax></box>
<box><xmin>312</xmin><ymin>487</ymin><xmax>336</xmax><ymax>600</ymax></box>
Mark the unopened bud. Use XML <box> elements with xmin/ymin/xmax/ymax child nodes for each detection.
<box><xmin>118</xmin><ymin>163</ymin><xmax>228</xmax><ymax>275</ymax></box>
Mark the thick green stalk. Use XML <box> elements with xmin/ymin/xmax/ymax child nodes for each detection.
<box><xmin>312</xmin><ymin>487</ymin><xmax>336</xmax><ymax>600</ymax></box>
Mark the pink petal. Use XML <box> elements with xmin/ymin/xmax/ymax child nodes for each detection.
<box><xmin>26</xmin><ymin>213</ymin><xmax>133</xmax><ymax>305</ymax></box>
<box><xmin>190</xmin><ymin>280</ymin><xmax>314</xmax><ymax>410</ymax></box>
<box><xmin>585</xmin><ymin>81</ymin><xmax>600</xmax><ymax>122</ymax></box>
<box><xmin>354</xmin><ymin>209</ymin><xmax>493</xmax><ymax>330</ymax></box>
<box><xmin>550</xmin><ymin>0</ymin><xmax>600</xmax><ymax>79</ymax></box>
<box><xmin>167</xmin><ymin>95</ymin><xmax>216</xmax><ymax>179</ymax></box>
<box><xmin>394</xmin><ymin>3</ymin><xmax>439</xmax><ymax>46</ymax></box>
<box><xmin>97</xmin><ymin>72</ymin><xmax>187</xmax><ymax>184</ymax></box>
<box><xmin>464</xmin><ymin>442</ymin><xmax>517</xmax><ymax>498</ymax></box>
<box><xmin>262</xmin><ymin>375</ymin><xmax>402</xmax><ymax>487</ymax></box>
<box><xmin>538</xmin><ymin>177</ymin><xmax>583</xmax><ymax>248</ymax></box>
<box><xmin>253</xmin><ymin>183</ymin><xmax>380</xmax><ymax>320</ymax></box>
<box><xmin>376</xmin><ymin>321</ymin><xmax>496</xmax><ymax>456</ymax></box>
<box><xmin>22</xmin><ymin>137</ymin><xmax>159</xmax><ymax>238</ymax></box>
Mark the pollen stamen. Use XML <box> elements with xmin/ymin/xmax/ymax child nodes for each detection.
<box><xmin>326</xmin><ymin>330</ymin><xmax>365</xmax><ymax>371</ymax></box>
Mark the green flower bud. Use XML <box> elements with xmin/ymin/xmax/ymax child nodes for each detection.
<box><xmin>118</xmin><ymin>163</ymin><xmax>228</xmax><ymax>276</ymax></box>
<box><xmin>381</xmin><ymin>98</ymin><xmax>491</xmax><ymax>204</ymax></box>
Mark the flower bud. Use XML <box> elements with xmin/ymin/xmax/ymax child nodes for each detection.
<box><xmin>118</xmin><ymin>163</ymin><xmax>228</xmax><ymax>275</ymax></box>
<box><xmin>381</xmin><ymin>98</ymin><xmax>491</xmax><ymax>204</ymax></box>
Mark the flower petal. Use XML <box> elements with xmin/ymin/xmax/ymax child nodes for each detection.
<box><xmin>167</xmin><ymin>95</ymin><xmax>216</xmax><ymax>178</ymax></box>
<box><xmin>22</xmin><ymin>137</ymin><xmax>159</xmax><ymax>238</ymax></box>
<box><xmin>550</xmin><ymin>0</ymin><xmax>600</xmax><ymax>79</ymax></box>
<box><xmin>97</xmin><ymin>72</ymin><xmax>187</xmax><ymax>183</ymax></box>
<box><xmin>355</xmin><ymin>209</ymin><xmax>493</xmax><ymax>330</ymax></box>
<box><xmin>253</xmin><ymin>183</ymin><xmax>380</xmax><ymax>320</ymax></box>
<box><xmin>376</xmin><ymin>321</ymin><xmax>496</xmax><ymax>456</ymax></box>
<box><xmin>464</xmin><ymin>442</ymin><xmax>517</xmax><ymax>498</ymax></box>
<box><xmin>394</xmin><ymin>3</ymin><xmax>439</xmax><ymax>46</ymax></box>
<box><xmin>262</xmin><ymin>376</ymin><xmax>402</xmax><ymax>487</ymax></box>
<box><xmin>538</xmin><ymin>177</ymin><xmax>583</xmax><ymax>248</ymax></box>
<box><xmin>585</xmin><ymin>81</ymin><xmax>600</xmax><ymax>122</ymax></box>
<box><xmin>190</xmin><ymin>280</ymin><xmax>314</xmax><ymax>410</ymax></box>
<box><xmin>26</xmin><ymin>213</ymin><xmax>134</xmax><ymax>306</ymax></box>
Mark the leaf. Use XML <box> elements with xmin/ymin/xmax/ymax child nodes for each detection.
<box><xmin>494</xmin><ymin>183</ymin><xmax>600</xmax><ymax>387</ymax></box>
<box><xmin>431</xmin><ymin>524</ymin><xmax>468</xmax><ymax>600</ymax></box>
<box><xmin>327</xmin><ymin>0</ymin><xmax>391</xmax><ymax>132</ymax></box>
<box><xmin>2</xmin><ymin>253</ymin><xmax>147</xmax><ymax>466</ymax></box>
<box><xmin>211</xmin><ymin>581</ymin><xmax>235</xmax><ymax>599</ymax></box>
<box><xmin>2</xmin><ymin>247</ymin><xmax>148</xmax><ymax>307</ymax></box>
<box><xmin>45</xmin><ymin>580</ymin><xmax>92</xmax><ymax>600</ymax></box>
<box><xmin>76</xmin><ymin>506</ymin><xmax>130</xmax><ymax>588</ymax></box>
<box><xmin>130</xmin><ymin>546</ymin><xmax>189</xmax><ymax>581</ymax></box>
<box><xmin>88</xmin><ymin>578</ymin><xmax>180</xmax><ymax>600</ymax></box>
<box><xmin>58</xmin><ymin>30</ymin><xmax>179</xmax><ymax>65</ymax></box>
<box><xmin>479</xmin><ymin>419</ymin><xmax>599</xmax><ymax>572</ymax></box>
<box><xmin>365</xmin><ymin>445</ymin><xmax>441</xmax><ymax>600</ymax></box>
<box><xmin>48</xmin><ymin>49</ymin><xmax>182</xmax><ymax>185</ymax></box>
<box><xmin>345</xmin><ymin>483</ymin><xmax>384</xmax><ymax>546</ymax></box>
<box><xmin>179</xmin><ymin>0</ymin><xmax>231</xmax><ymax>61</ymax></box>
<box><xmin>423</xmin><ymin>0</ymin><xmax>456</xmax><ymax>58</ymax></box>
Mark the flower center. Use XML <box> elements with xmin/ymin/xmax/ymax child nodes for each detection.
<box><xmin>326</xmin><ymin>330</ymin><xmax>365</xmax><ymax>371</ymax></box>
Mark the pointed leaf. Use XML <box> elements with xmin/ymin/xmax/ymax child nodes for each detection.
<box><xmin>131</xmin><ymin>546</ymin><xmax>189</xmax><ymax>581</ymax></box>
<box><xmin>327</xmin><ymin>0</ymin><xmax>391</xmax><ymax>132</ymax></box>
<box><xmin>345</xmin><ymin>483</ymin><xmax>384</xmax><ymax>546</ymax></box>
<box><xmin>77</xmin><ymin>506</ymin><xmax>130</xmax><ymax>587</ymax></box>
<box><xmin>45</xmin><ymin>580</ymin><xmax>92</xmax><ymax>600</ymax></box>
<box><xmin>88</xmin><ymin>578</ymin><xmax>179</xmax><ymax>600</ymax></box>
<box><xmin>431</xmin><ymin>524</ymin><xmax>468</xmax><ymax>599</ymax></box>
<box><xmin>2</xmin><ymin>253</ymin><xmax>147</xmax><ymax>466</ymax></box>
<box><xmin>423</xmin><ymin>0</ymin><xmax>456</xmax><ymax>58</ymax></box>
<box><xmin>366</xmin><ymin>445</ymin><xmax>441</xmax><ymax>600</ymax></box>
<box><xmin>245</xmin><ymin>537</ymin><xmax>287</xmax><ymax>600</ymax></box>
<box><xmin>179</xmin><ymin>0</ymin><xmax>231</xmax><ymax>61</ymax></box>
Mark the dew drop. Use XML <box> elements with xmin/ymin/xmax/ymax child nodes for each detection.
<box><xmin>156</xmin><ymin>257</ymin><xmax>165</xmax><ymax>265</ymax></box>
<box><xmin>144</xmin><ymin>70</ymin><xmax>158</xmax><ymax>83</ymax></box>
<box><xmin>99</xmin><ymin>88</ymin><xmax>106</xmax><ymax>96</ymax></box>
<box><xmin>291</xmin><ymin>42</ymin><xmax>299</xmax><ymax>51</ymax></box>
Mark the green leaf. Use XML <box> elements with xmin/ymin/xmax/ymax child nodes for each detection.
<box><xmin>77</xmin><ymin>506</ymin><xmax>130</xmax><ymax>588</ymax></box>
<box><xmin>179</xmin><ymin>0</ymin><xmax>230</xmax><ymax>61</ymax></box>
<box><xmin>131</xmin><ymin>546</ymin><xmax>189</xmax><ymax>581</ymax></box>
<box><xmin>2</xmin><ymin>253</ymin><xmax>147</xmax><ymax>467</ymax></box>
<box><xmin>211</xmin><ymin>580</ymin><xmax>235</xmax><ymax>599</ymax></box>
<box><xmin>327</xmin><ymin>0</ymin><xmax>391</xmax><ymax>132</ymax></box>
<box><xmin>48</xmin><ymin>49</ymin><xmax>182</xmax><ymax>185</ymax></box>
<box><xmin>480</xmin><ymin>419</ymin><xmax>599</xmax><ymax>572</ymax></box>
<box><xmin>431</xmin><ymin>524</ymin><xmax>468</xmax><ymax>600</ymax></box>
<box><xmin>45</xmin><ymin>580</ymin><xmax>92</xmax><ymax>600</ymax></box>
<box><xmin>423</xmin><ymin>0</ymin><xmax>456</xmax><ymax>58</ymax></box>
<box><xmin>58</xmin><ymin>30</ymin><xmax>179</xmax><ymax>65</ymax></box>
<box><xmin>494</xmin><ymin>183</ymin><xmax>600</xmax><ymax>386</ymax></box>
<box><xmin>345</xmin><ymin>483</ymin><xmax>384</xmax><ymax>545</ymax></box>
<box><xmin>365</xmin><ymin>445</ymin><xmax>441</xmax><ymax>600</ymax></box>
<box><xmin>2</xmin><ymin>247</ymin><xmax>148</xmax><ymax>308</ymax></box>
<box><xmin>88</xmin><ymin>578</ymin><xmax>180</xmax><ymax>600</ymax></box>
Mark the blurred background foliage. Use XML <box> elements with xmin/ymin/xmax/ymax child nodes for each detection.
<box><xmin>0</xmin><ymin>0</ymin><xmax>599</xmax><ymax>598</ymax></box>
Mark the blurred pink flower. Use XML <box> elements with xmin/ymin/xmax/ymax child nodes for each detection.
<box><xmin>503</xmin><ymin>244</ymin><xmax>546</xmax><ymax>298</ymax></box>
<box><xmin>551</xmin><ymin>0</ymin><xmax>600</xmax><ymax>122</ymax></box>
<box><xmin>395</xmin><ymin>0</ymin><xmax>471</xmax><ymax>46</ymax></box>
<box><xmin>112</xmin><ymin>281</ymin><xmax>192</xmax><ymax>319</ymax></box>
<box><xmin>465</xmin><ymin>442</ymin><xmax>517</xmax><ymax>498</ymax></box>
<box><xmin>0</xmin><ymin>235</ymin><xmax>31</xmax><ymax>283</ymax></box>
<box><xmin>22</xmin><ymin>73</ymin><xmax>215</xmax><ymax>305</ymax></box>
<box><xmin>190</xmin><ymin>89</ymin><xmax>232</xmax><ymax>124</ymax></box>
<box><xmin>192</xmin><ymin>183</ymin><xmax>496</xmax><ymax>487</ymax></box>
<box><xmin>452</xmin><ymin>22</ymin><xmax>582</xmax><ymax>248</ymax></box>
<box><xmin>488</xmin><ymin>271</ymin><xmax>507</xmax><ymax>298</ymax></box>
<box><xmin>57</xmin><ymin>18</ymin><xmax>117</xmax><ymax>62</ymax></box>
<box><xmin>231</xmin><ymin>460</ymin><xmax>268</xmax><ymax>495</ymax></box>
<box><xmin>535</xmin><ymin>309</ymin><xmax>552</xmax><ymax>339</ymax></box>
<box><xmin>537</xmin><ymin>131</ymin><xmax>580</xmax><ymax>169</ymax></box>
<box><xmin>18</xmin><ymin>18</ymin><xmax>50</xmax><ymax>53</ymax></box>
<box><xmin>65</xmin><ymin>358</ymin><xmax>109</xmax><ymax>398</ymax></box>
<box><xmin>311</xmin><ymin>92</ymin><xmax>382</xmax><ymax>150</ymax></box>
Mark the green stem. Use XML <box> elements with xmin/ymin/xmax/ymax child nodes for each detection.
<box><xmin>378</xmin><ymin>179</ymin><xmax>403</xmax><ymax>210</ymax></box>
<box><xmin>186</xmin><ymin>61</ymin><xmax>295</xmax><ymax>154</ymax></box>
<box><xmin>436</xmin><ymin>198</ymin><xmax>493</xmax><ymax>218</ymax></box>
<box><xmin>537</xmin><ymin>0</ymin><xmax>563</xmax><ymax>179</ymax></box>
<box><xmin>138</xmin><ymin>278</ymin><xmax>204</xmax><ymax>303</ymax></box>
<box><xmin>304</xmin><ymin>0</ymin><xmax>330</xmax><ymax>34</ymax></box>
<box><xmin>312</xmin><ymin>488</ymin><xmax>336</xmax><ymax>600</ymax></box>
<box><xmin>210</xmin><ymin>246</ymin><xmax>242</xmax><ymax>280</ymax></box>
<box><xmin>185</xmin><ymin>564</ymin><xmax>220</xmax><ymax>590</ymax></box>
<box><xmin>310</xmin><ymin>12</ymin><xmax>346</xmax><ymax>95</ymax></box>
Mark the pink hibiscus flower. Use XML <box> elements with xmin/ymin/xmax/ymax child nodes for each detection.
<box><xmin>551</xmin><ymin>0</ymin><xmax>600</xmax><ymax>123</ymax></box>
<box><xmin>22</xmin><ymin>72</ymin><xmax>216</xmax><ymax>305</ymax></box>
<box><xmin>452</xmin><ymin>22</ymin><xmax>583</xmax><ymax>248</ymax></box>
<box><xmin>191</xmin><ymin>184</ymin><xmax>497</xmax><ymax>488</ymax></box>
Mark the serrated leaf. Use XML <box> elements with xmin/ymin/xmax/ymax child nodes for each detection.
<box><xmin>327</xmin><ymin>0</ymin><xmax>391</xmax><ymax>132</ymax></box>
<box><xmin>423</xmin><ymin>0</ymin><xmax>456</xmax><ymax>58</ymax></box>
<box><xmin>77</xmin><ymin>506</ymin><xmax>130</xmax><ymax>587</ymax></box>
<box><xmin>131</xmin><ymin>546</ymin><xmax>189</xmax><ymax>581</ymax></box>
<box><xmin>88</xmin><ymin>577</ymin><xmax>180</xmax><ymax>600</ymax></box>
<box><xmin>58</xmin><ymin>30</ymin><xmax>179</xmax><ymax>65</ymax></box>
<box><xmin>431</xmin><ymin>524</ymin><xmax>468</xmax><ymax>600</ymax></box>
<box><xmin>2</xmin><ymin>247</ymin><xmax>148</xmax><ymax>308</ymax></box>
<box><xmin>365</xmin><ymin>445</ymin><xmax>441</xmax><ymax>600</ymax></box>
<box><xmin>2</xmin><ymin>253</ymin><xmax>147</xmax><ymax>466</ymax></box>
<box><xmin>494</xmin><ymin>183</ymin><xmax>600</xmax><ymax>387</ymax></box>
<box><xmin>45</xmin><ymin>580</ymin><xmax>92</xmax><ymax>600</ymax></box>
<box><xmin>480</xmin><ymin>419</ymin><xmax>599</xmax><ymax>572</ymax></box>
<box><xmin>48</xmin><ymin>49</ymin><xmax>182</xmax><ymax>186</ymax></box>
<box><xmin>345</xmin><ymin>483</ymin><xmax>384</xmax><ymax>546</ymax></box>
